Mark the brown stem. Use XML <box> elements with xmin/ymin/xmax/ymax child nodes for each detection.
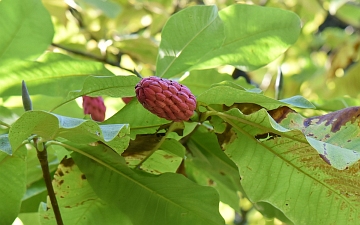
<box><xmin>51</xmin><ymin>43</ymin><xmax>134</xmax><ymax>74</ymax></box>
<box><xmin>35</xmin><ymin>139</ymin><xmax>63</xmax><ymax>225</ymax></box>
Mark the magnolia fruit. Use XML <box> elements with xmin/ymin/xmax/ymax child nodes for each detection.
<box><xmin>82</xmin><ymin>96</ymin><xmax>106</xmax><ymax>122</ymax></box>
<box><xmin>135</xmin><ymin>76</ymin><xmax>196</xmax><ymax>122</ymax></box>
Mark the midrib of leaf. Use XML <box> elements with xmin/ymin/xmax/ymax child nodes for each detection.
<box><xmin>0</xmin><ymin>1</ymin><xmax>37</xmax><ymax>61</ymax></box>
<box><xmin>51</xmin><ymin>81</ymin><xmax>128</xmax><ymax>111</ymax></box>
<box><xmin>158</xmin><ymin>13</ymin><xmax>219</xmax><ymax>78</ymax></box>
<box><xmin>219</xmin><ymin>112</ymin><xmax>356</xmax><ymax>210</ymax></box>
<box><xmin>58</xmin><ymin>142</ymin><xmax>216</xmax><ymax>222</ymax></box>
<box><xmin>220</xmin><ymin>25</ymin><xmax>296</xmax><ymax>49</ymax></box>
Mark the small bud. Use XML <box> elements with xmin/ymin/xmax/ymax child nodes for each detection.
<box><xmin>22</xmin><ymin>80</ymin><xmax>32</xmax><ymax>111</ymax></box>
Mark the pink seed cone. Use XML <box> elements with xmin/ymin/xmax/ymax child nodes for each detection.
<box><xmin>135</xmin><ymin>76</ymin><xmax>196</xmax><ymax>122</ymax></box>
<box><xmin>82</xmin><ymin>96</ymin><xmax>106</xmax><ymax>122</ymax></box>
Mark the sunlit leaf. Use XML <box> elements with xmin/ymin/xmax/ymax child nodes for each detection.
<box><xmin>192</xmin><ymin>4</ymin><xmax>301</xmax><ymax>71</ymax></box>
<box><xmin>197</xmin><ymin>86</ymin><xmax>314</xmax><ymax>110</ymax></box>
<box><xmin>9</xmin><ymin>111</ymin><xmax>130</xmax><ymax>154</ymax></box>
<box><xmin>0</xmin><ymin>0</ymin><xmax>54</xmax><ymax>62</ymax></box>
<box><xmin>219</xmin><ymin>107</ymin><xmax>360</xmax><ymax>225</ymax></box>
<box><xmin>0</xmin><ymin>53</ymin><xmax>114</xmax><ymax>99</ymax></box>
<box><xmin>156</xmin><ymin>5</ymin><xmax>224</xmax><ymax>78</ymax></box>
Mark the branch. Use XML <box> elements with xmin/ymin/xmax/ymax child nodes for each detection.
<box><xmin>34</xmin><ymin>139</ymin><xmax>63</xmax><ymax>225</ymax></box>
<box><xmin>51</xmin><ymin>43</ymin><xmax>135</xmax><ymax>74</ymax></box>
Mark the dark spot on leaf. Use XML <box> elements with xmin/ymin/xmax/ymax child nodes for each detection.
<box><xmin>303</xmin><ymin>119</ymin><xmax>311</xmax><ymax>127</ymax></box>
<box><xmin>219</xmin><ymin>171</ymin><xmax>225</xmax><ymax>176</ymax></box>
<box><xmin>208</xmin><ymin>179</ymin><xmax>214</xmax><ymax>185</ymax></box>
<box><xmin>268</xmin><ymin>106</ymin><xmax>296</xmax><ymax>123</ymax></box>
<box><xmin>65</xmin><ymin>206</ymin><xmax>71</xmax><ymax>208</ymax></box>
<box><xmin>60</xmin><ymin>157</ymin><xmax>75</xmax><ymax>168</ymax></box>
<box><xmin>319</xmin><ymin>154</ymin><xmax>331</xmax><ymax>165</ymax></box>
<box><xmin>255</xmin><ymin>133</ymin><xmax>280</xmax><ymax>141</ymax></box>
<box><xmin>81</xmin><ymin>174</ymin><xmax>86</xmax><ymax>180</ymax></box>
<box><xmin>57</xmin><ymin>169</ymin><xmax>64</xmax><ymax>177</ymax></box>
<box><xmin>59</xmin><ymin>180</ymin><xmax>64</xmax><ymax>185</ymax></box>
<box><xmin>304</xmin><ymin>106</ymin><xmax>360</xmax><ymax>132</ymax></box>
<box><xmin>163</xmin><ymin>154</ymin><xmax>173</xmax><ymax>159</ymax></box>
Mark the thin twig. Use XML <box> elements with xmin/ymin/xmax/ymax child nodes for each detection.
<box><xmin>0</xmin><ymin>120</ymin><xmax>10</xmax><ymax>128</ymax></box>
<box><xmin>51</xmin><ymin>43</ymin><xmax>135</xmax><ymax>74</ymax></box>
<box><xmin>34</xmin><ymin>139</ymin><xmax>64</xmax><ymax>225</ymax></box>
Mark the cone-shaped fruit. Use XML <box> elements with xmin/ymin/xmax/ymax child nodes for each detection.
<box><xmin>135</xmin><ymin>76</ymin><xmax>196</xmax><ymax>122</ymax></box>
<box><xmin>82</xmin><ymin>96</ymin><xmax>106</xmax><ymax>122</ymax></box>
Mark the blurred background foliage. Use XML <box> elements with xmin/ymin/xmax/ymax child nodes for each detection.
<box><xmin>43</xmin><ymin>0</ymin><xmax>360</xmax><ymax>116</ymax></box>
<box><xmin>9</xmin><ymin>0</ymin><xmax>360</xmax><ymax>224</ymax></box>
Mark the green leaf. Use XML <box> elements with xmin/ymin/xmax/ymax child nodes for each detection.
<box><xmin>40</xmin><ymin>157</ymin><xmax>132</xmax><ymax>225</ymax></box>
<box><xmin>104</xmin><ymin>100</ymin><xmax>170</xmax><ymax>139</ymax></box>
<box><xmin>9</xmin><ymin>111</ymin><xmax>130</xmax><ymax>154</ymax></box>
<box><xmin>0</xmin><ymin>53</ymin><xmax>114</xmax><ymax>98</ymax></box>
<box><xmin>279</xmin><ymin>95</ymin><xmax>316</xmax><ymax>109</ymax></box>
<box><xmin>72</xmin><ymin>144</ymin><xmax>225</xmax><ymax>225</ymax></box>
<box><xmin>197</xmin><ymin>86</ymin><xmax>314</xmax><ymax>110</ymax></box>
<box><xmin>0</xmin><ymin>0</ymin><xmax>54</xmax><ymax>62</ymax></box>
<box><xmin>218</xmin><ymin>107</ymin><xmax>360</xmax><ymax>224</ymax></box>
<box><xmin>54</xmin><ymin>75</ymin><xmax>139</xmax><ymax>111</ymax></box>
<box><xmin>0</xmin><ymin>134</ymin><xmax>12</xmax><ymax>156</ymax></box>
<box><xmin>275</xmin><ymin>106</ymin><xmax>360</xmax><ymax>170</ymax></box>
<box><xmin>139</xmin><ymin>139</ymin><xmax>185</xmax><ymax>174</ymax></box>
<box><xmin>156</xmin><ymin>5</ymin><xmax>224</xmax><ymax>78</ymax></box>
<box><xmin>180</xmin><ymin>69</ymin><xmax>255</xmax><ymax>96</ymax></box>
<box><xmin>0</xmin><ymin>146</ymin><xmax>27</xmax><ymax>225</ymax></box>
<box><xmin>192</xmin><ymin>4</ymin><xmax>301</xmax><ymax>71</ymax></box>
<box><xmin>185</xmin><ymin>125</ymin><xmax>242</xmax><ymax>211</ymax></box>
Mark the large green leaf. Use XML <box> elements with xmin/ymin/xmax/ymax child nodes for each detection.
<box><xmin>156</xmin><ymin>5</ymin><xmax>224</xmax><ymax>78</ymax></box>
<box><xmin>72</xmin><ymin>144</ymin><xmax>225</xmax><ymax>225</ymax></box>
<box><xmin>53</xmin><ymin>75</ymin><xmax>140</xmax><ymax>111</ymax></box>
<box><xmin>8</xmin><ymin>111</ymin><xmax>130</xmax><ymax>154</ymax></box>
<box><xmin>40</xmin><ymin>157</ymin><xmax>132</xmax><ymax>225</ymax></box>
<box><xmin>0</xmin><ymin>0</ymin><xmax>54</xmax><ymax>62</ymax></box>
<box><xmin>0</xmin><ymin>53</ymin><xmax>114</xmax><ymax>98</ymax></box>
<box><xmin>180</xmin><ymin>69</ymin><xmax>255</xmax><ymax>96</ymax></box>
<box><xmin>271</xmin><ymin>106</ymin><xmax>360</xmax><ymax>170</ymax></box>
<box><xmin>215</xmin><ymin>107</ymin><xmax>360</xmax><ymax>224</ymax></box>
<box><xmin>0</xmin><ymin>146</ymin><xmax>27</xmax><ymax>225</ymax></box>
<box><xmin>197</xmin><ymin>86</ymin><xmax>314</xmax><ymax>110</ymax></box>
<box><xmin>191</xmin><ymin>4</ymin><xmax>301</xmax><ymax>71</ymax></box>
<box><xmin>185</xmin><ymin>125</ymin><xmax>242</xmax><ymax>211</ymax></box>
